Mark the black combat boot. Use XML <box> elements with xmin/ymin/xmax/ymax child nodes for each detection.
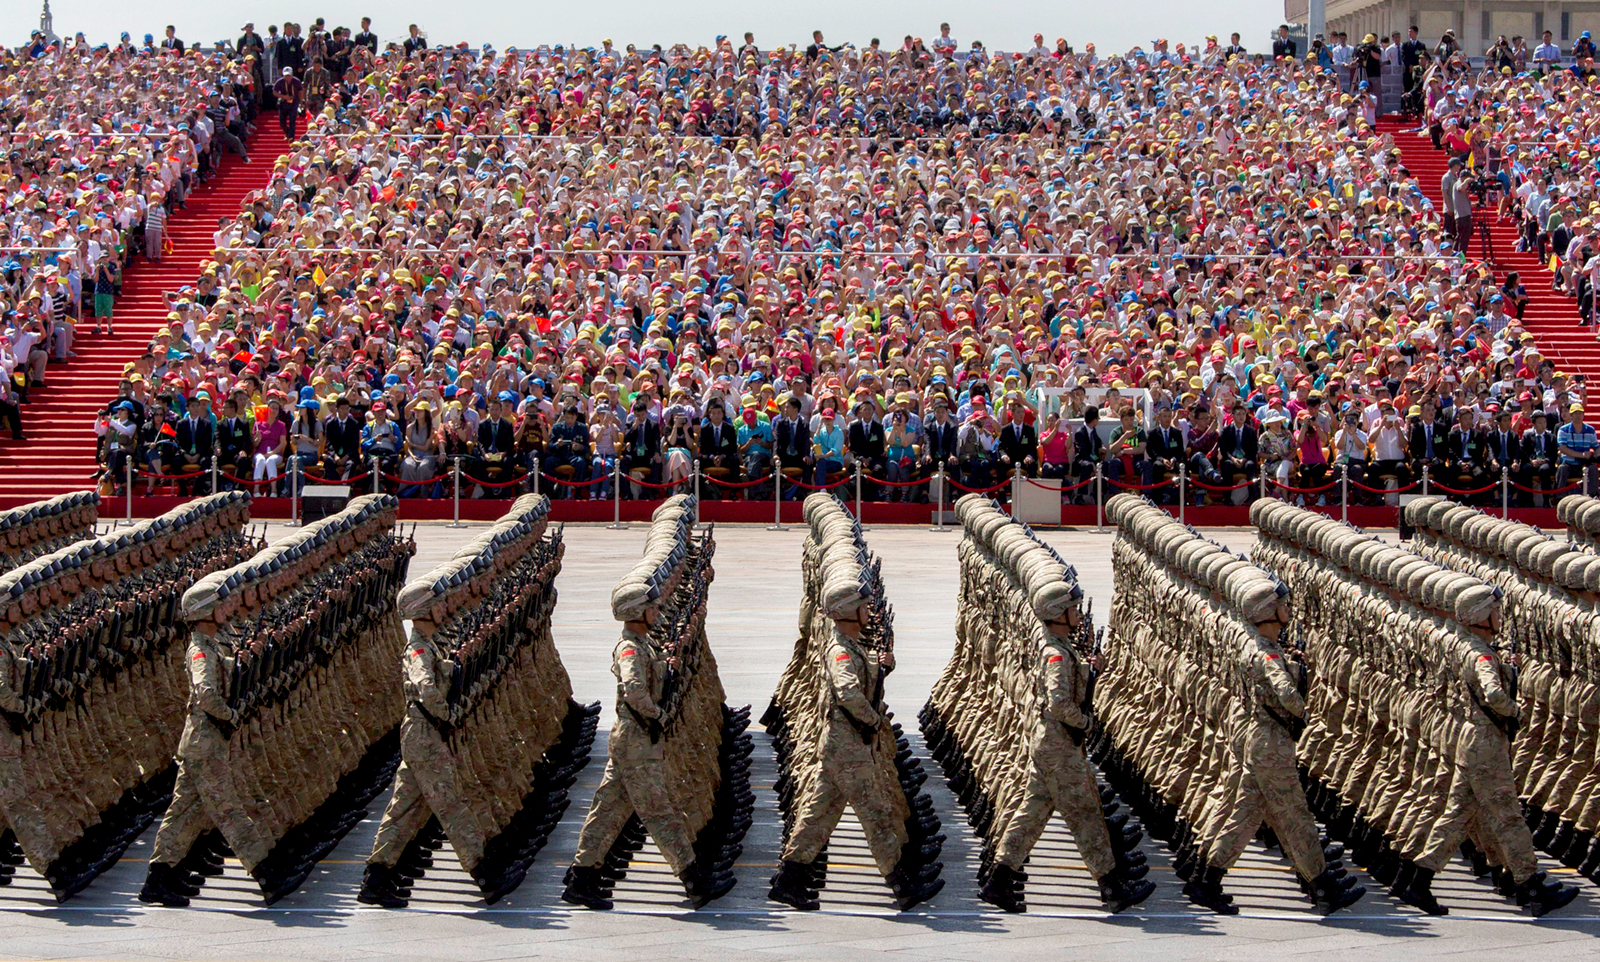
<box><xmin>1395</xmin><ymin>865</ymin><xmax>1446</xmax><ymax>915</ymax></box>
<box><xmin>977</xmin><ymin>863</ymin><xmax>1025</xmax><ymax>913</ymax></box>
<box><xmin>768</xmin><ymin>859</ymin><xmax>820</xmax><ymax>911</ymax></box>
<box><xmin>560</xmin><ymin>865</ymin><xmax>615</xmax><ymax>910</ymax></box>
<box><xmin>136</xmin><ymin>863</ymin><xmax>192</xmax><ymax>907</ymax></box>
<box><xmin>681</xmin><ymin>859</ymin><xmax>736</xmax><ymax>908</ymax></box>
<box><xmin>1307</xmin><ymin>867</ymin><xmax>1365</xmax><ymax>912</ymax></box>
<box><xmin>356</xmin><ymin>864</ymin><xmax>410</xmax><ymax>908</ymax></box>
<box><xmin>1099</xmin><ymin>867</ymin><xmax>1156</xmax><ymax>914</ymax></box>
<box><xmin>885</xmin><ymin>863</ymin><xmax>944</xmax><ymax>911</ymax></box>
<box><xmin>1515</xmin><ymin>872</ymin><xmax>1580</xmax><ymax>917</ymax></box>
<box><xmin>1182</xmin><ymin>860</ymin><xmax>1237</xmax><ymax>915</ymax></box>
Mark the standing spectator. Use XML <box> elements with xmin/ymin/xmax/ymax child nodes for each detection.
<box><xmin>1272</xmin><ymin>24</ymin><xmax>1297</xmax><ymax>60</ymax></box>
<box><xmin>160</xmin><ymin>25</ymin><xmax>184</xmax><ymax>53</ymax></box>
<box><xmin>403</xmin><ymin>24</ymin><xmax>427</xmax><ymax>58</ymax></box>
<box><xmin>1574</xmin><ymin>30</ymin><xmax>1597</xmax><ymax>62</ymax></box>
<box><xmin>143</xmin><ymin>194</ymin><xmax>167</xmax><ymax>264</ymax></box>
<box><xmin>1107</xmin><ymin>405</ymin><xmax>1148</xmax><ymax>488</ymax></box>
<box><xmin>997</xmin><ymin>397</ymin><xmax>1038</xmax><ymax>480</ymax></box>
<box><xmin>1441</xmin><ymin>156</ymin><xmax>1474</xmax><ymax>252</ymax></box>
<box><xmin>354</xmin><ymin>17</ymin><xmax>378</xmax><ymax>54</ymax></box>
<box><xmin>1401</xmin><ymin>25</ymin><xmax>1427</xmax><ymax>88</ymax></box>
<box><xmin>0</xmin><ymin>358</ymin><xmax>23</xmax><ymax>442</ymax></box>
<box><xmin>589</xmin><ymin>399</ymin><xmax>621</xmax><ymax>500</ymax></box>
<box><xmin>738</xmin><ymin>402</ymin><xmax>773</xmax><ymax>490</ymax></box>
<box><xmin>93</xmin><ymin>253</ymin><xmax>117</xmax><ymax>336</ymax></box>
<box><xmin>1333</xmin><ymin>406</ymin><xmax>1369</xmax><ymax>494</ymax></box>
<box><xmin>1534</xmin><ymin>29</ymin><xmax>1562</xmax><ymax>73</ymax></box>
<box><xmin>272</xmin><ymin>67</ymin><xmax>302</xmax><ymax>139</ymax></box>
<box><xmin>1294</xmin><ymin>410</ymin><xmax>1331</xmax><ymax>502</ymax></box>
<box><xmin>773</xmin><ymin>398</ymin><xmax>813</xmax><ymax>499</ymax></box>
<box><xmin>1409</xmin><ymin>402</ymin><xmax>1449</xmax><ymax>488</ymax></box>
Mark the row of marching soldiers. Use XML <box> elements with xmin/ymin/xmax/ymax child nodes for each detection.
<box><xmin>1251</xmin><ymin>497</ymin><xmax>1579</xmax><ymax>916</ymax></box>
<box><xmin>561</xmin><ymin>495</ymin><xmax>755</xmax><ymax>911</ymax></box>
<box><xmin>1407</xmin><ymin>495</ymin><xmax>1600</xmax><ymax>887</ymax></box>
<box><xmin>139</xmin><ymin>494</ymin><xmax>416</xmax><ymax>906</ymax></box>
<box><xmin>762</xmin><ymin>493</ymin><xmax>944</xmax><ymax>911</ymax></box>
<box><xmin>0</xmin><ymin>493</ymin><xmax>258</xmax><ymax>900</ymax></box>
<box><xmin>922</xmin><ymin>494</ymin><xmax>1156</xmax><ymax>913</ymax></box>
<box><xmin>357</xmin><ymin>495</ymin><xmax>599</xmax><ymax>907</ymax></box>
<box><xmin>1098</xmin><ymin>494</ymin><xmax>1363</xmax><ymax>914</ymax></box>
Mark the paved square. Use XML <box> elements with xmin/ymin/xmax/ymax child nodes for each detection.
<box><xmin>2</xmin><ymin>521</ymin><xmax>1597</xmax><ymax>960</ymax></box>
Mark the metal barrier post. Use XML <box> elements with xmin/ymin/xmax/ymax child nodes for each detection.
<box><xmin>929</xmin><ymin>465</ymin><xmax>947</xmax><ymax>532</ymax></box>
<box><xmin>607</xmin><ymin>460</ymin><xmax>626</xmax><ymax>529</ymax></box>
<box><xmin>1422</xmin><ymin>464</ymin><xmax>1429</xmax><ymax>497</ymax></box>
<box><xmin>371</xmin><ymin>457</ymin><xmax>380</xmax><ymax>496</ymax></box>
<box><xmin>1178</xmin><ymin>466</ymin><xmax>1186</xmax><ymax>524</ymax></box>
<box><xmin>210</xmin><ymin>457</ymin><xmax>218</xmax><ymax>497</ymax></box>
<box><xmin>125</xmin><ymin>456</ymin><xmax>133</xmax><ymax>521</ymax></box>
<box><xmin>1260</xmin><ymin>470</ymin><xmax>1269</xmax><ymax>502</ymax></box>
<box><xmin>450</xmin><ymin>461</ymin><xmax>464</xmax><ymax>528</ymax></box>
<box><xmin>1013</xmin><ymin>464</ymin><xmax>1023</xmax><ymax>512</ymax></box>
<box><xmin>768</xmin><ymin>468</ymin><xmax>786</xmax><ymax>531</ymax></box>
<box><xmin>1501</xmin><ymin>466</ymin><xmax>1510</xmax><ymax>519</ymax></box>
<box><xmin>1341</xmin><ymin>464</ymin><xmax>1349</xmax><ymax>524</ymax></box>
<box><xmin>693</xmin><ymin>461</ymin><xmax>702</xmax><ymax>527</ymax></box>
<box><xmin>288</xmin><ymin>463</ymin><xmax>301</xmax><ymax>527</ymax></box>
<box><xmin>1095</xmin><ymin>464</ymin><xmax>1104</xmax><ymax>532</ymax></box>
<box><xmin>855</xmin><ymin>462</ymin><xmax>867</xmax><ymax>529</ymax></box>
<box><xmin>532</xmin><ymin>464</ymin><xmax>540</xmax><ymax>498</ymax></box>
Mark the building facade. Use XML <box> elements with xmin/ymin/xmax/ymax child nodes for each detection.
<box><xmin>1286</xmin><ymin>0</ymin><xmax>1597</xmax><ymax>55</ymax></box>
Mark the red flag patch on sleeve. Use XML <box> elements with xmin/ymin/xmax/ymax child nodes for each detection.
<box><xmin>1265</xmin><ymin>653</ymin><xmax>1281</xmax><ymax>660</ymax></box>
<box><xmin>192</xmin><ymin>652</ymin><xmax>205</xmax><ymax>660</ymax></box>
<box><xmin>412</xmin><ymin>649</ymin><xmax>425</xmax><ymax>658</ymax></box>
<box><xmin>835</xmin><ymin>652</ymin><xmax>852</xmax><ymax>662</ymax></box>
<box><xmin>620</xmin><ymin>648</ymin><xmax>636</xmax><ymax>657</ymax></box>
<box><xmin>1047</xmin><ymin>655</ymin><xmax>1063</xmax><ymax>663</ymax></box>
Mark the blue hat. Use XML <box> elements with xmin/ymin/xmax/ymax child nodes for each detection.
<box><xmin>297</xmin><ymin>398</ymin><xmax>320</xmax><ymax>409</ymax></box>
<box><xmin>497</xmin><ymin>390</ymin><xmax>517</xmax><ymax>403</ymax></box>
<box><xmin>298</xmin><ymin>386</ymin><xmax>316</xmax><ymax>401</ymax></box>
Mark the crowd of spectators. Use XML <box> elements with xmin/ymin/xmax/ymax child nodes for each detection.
<box><xmin>2</xmin><ymin>34</ymin><xmax>260</xmax><ymax>443</ymax></box>
<box><xmin>76</xmin><ymin>20</ymin><xmax>1600</xmax><ymax>508</ymax></box>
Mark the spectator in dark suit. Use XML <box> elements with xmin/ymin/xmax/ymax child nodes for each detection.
<box><xmin>772</xmin><ymin>397</ymin><xmax>813</xmax><ymax>499</ymax></box>
<box><xmin>997</xmin><ymin>397</ymin><xmax>1038</xmax><ymax>478</ymax></box>
<box><xmin>324</xmin><ymin>396</ymin><xmax>362</xmax><ymax>480</ymax></box>
<box><xmin>543</xmin><ymin>405</ymin><xmax>591</xmax><ymax>498</ymax></box>
<box><xmin>698</xmin><ymin>398</ymin><xmax>741</xmax><ymax>497</ymax></box>
<box><xmin>1072</xmin><ymin>406</ymin><xmax>1110</xmax><ymax>503</ymax></box>
<box><xmin>1485</xmin><ymin>406</ymin><xmax>1520</xmax><ymax>497</ymax></box>
<box><xmin>622</xmin><ymin>398</ymin><xmax>663</xmax><ymax>497</ymax></box>
<box><xmin>1408</xmin><ymin>401</ymin><xmax>1449</xmax><ymax>490</ymax></box>
<box><xmin>172</xmin><ymin>400</ymin><xmax>213</xmax><ymax>493</ymax></box>
<box><xmin>1445</xmin><ymin>406</ymin><xmax>1490</xmax><ymax>501</ymax></box>
<box><xmin>1217</xmin><ymin>402</ymin><xmax>1259</xmax><ymax>491</ymax></box>
<box><xmin>1146</xmin><ymin>404</ymin><xmax>1185</xmax><ymax>503</ymax></box>
<box><xmin>846</xmin><ymin>399</ymin><xmax>887</xmax><ymax>499</ymax></box>
<box><xmin>1520</xmin><ymin>410</ymin><xmax>1558</xmax><ymax>504</ymax></box>
<box><xmin>470</xmin><ymin>394</ymin><xmax>517</xmax><ymax>497</ymax></box>
<box><xmin>215</xmin><ymin>398</ymin><xmax>254</xmax><ymax>489</ymax></box>
<box><xmin>921</xmin><ymin>396</ymin><xmax>960</xmax><ymax>480</ymax></box>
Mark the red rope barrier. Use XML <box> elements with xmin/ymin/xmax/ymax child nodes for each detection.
<box><xmin>380</xmin><ymin>471</ymin><xmax>452</xmax><ymax>485</ymax></box>
<box><xmin>1104</xmin><ymin>477</ymin><xmax>1178</xmax><ymax>492</ymax></box>
<box><xmin>1189</xmin><ymin>478</ymin><xmax>1255</xmax><ymax>492</ymax></box>
<box><xmin>477</xmin><ymin>473</ymin><xmax>530</xmax><ymax>488</ymax></box>
<box><xmin>702</xmin><ymin>473</ymin><xmax>773</xmax><ymax>489</ymax></box>
<box><xmin>219</xmin><ymin>470</ymin><xmax>288</xmax><ymax>486</ymax></box>
<box><xmin>948</xmin><ymin>478</ymin><xmax>1015</xmax><ymax>493</ymax></box>
<box><xmin>133</xmin><ymin>467</ymin><xmax>207</xmax><ymax>480</ymax></box>
<box><xmin>1020</xmin><ymin>476</ymin><xmax>1096</xmax><ymax>491</ymax></box>
<box><xmin>1427</xmin><ymin>479</ymin><xmax>1501</xmax><ymax>496</ymax></box>
<box><xmin>1510</xmin><ymin>479</ymin><xmax>1584</xmax><ymax>495</ymax></box>
<box><xmin>862</xmin><ymin>475</ymin><xmax>930</xmax><ymax>487</ymax></box>
<box><xmin>1348</xmin><ymin>478</ymin><xmax>1419</xmax><ymax>494</ymax></box>
<box><xmin>629</xmin><ymin>475</ymin><xmax>688</xmax><ymax>490</ymax></box>
<box><xmin>538</xmin><ymin>472</ymin><xmax>591</xmax><ymax>488</ymax></box>
<box><xmin>1266</xmin><ymin>478</ymin><xmax>1340</xmax><ymax>496</ymax></box>
<box><xmin>302</xmin><ymin>471</ymin><xmax>371</xmax><ymax>484</ymax></box>
<box><xmin>789</xmin><ymin>476</ymin><xmax>855</xmax><ymax>491</ymax></box>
